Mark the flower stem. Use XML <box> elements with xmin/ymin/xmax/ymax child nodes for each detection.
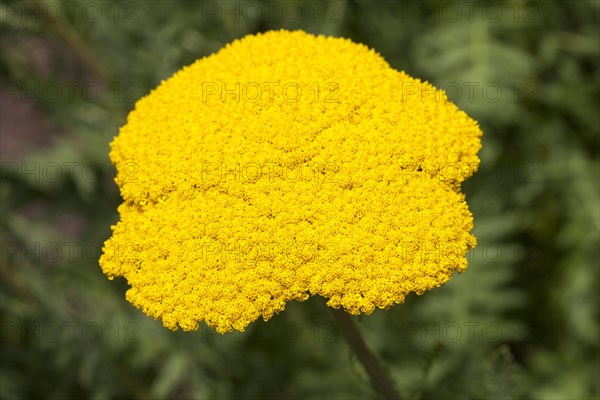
<box><xmin>330</xmin><ymin>307</ymin><xmax>401</xmax><ymax>400</ymax></box>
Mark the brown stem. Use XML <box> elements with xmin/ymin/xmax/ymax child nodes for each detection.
<box><xmin>330</xmin><ymin>307</ymin><xmax>401</xmax><ymax>400</ymax></box>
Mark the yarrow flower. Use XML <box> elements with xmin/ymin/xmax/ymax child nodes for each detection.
<box><xmin>100</xmin><ymin>30</ymin><xmax>482</xmax><ymax>333</ymax></box>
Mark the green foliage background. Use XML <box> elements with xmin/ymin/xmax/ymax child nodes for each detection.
<box><xmin>0</xmin><ymin>0</ymin><xmax>598</xmax><ymax>399</ymax></box>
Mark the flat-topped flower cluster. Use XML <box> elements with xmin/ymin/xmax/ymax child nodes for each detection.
<box><xmin>100</xmin><ymin>30</ymin><xmax>482</xmax><ymax>333</ymax></box>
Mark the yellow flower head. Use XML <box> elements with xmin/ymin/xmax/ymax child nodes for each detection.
<box><xmin>100</xmin><ymin>30</ymin><xmax>482</xmax><ymax>333</ymax></box>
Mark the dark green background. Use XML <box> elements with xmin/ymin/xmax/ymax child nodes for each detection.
<box><xmin>1</xmin><ymin>1</ymin><xmax>598</xmax><ymax>399</ymax></box>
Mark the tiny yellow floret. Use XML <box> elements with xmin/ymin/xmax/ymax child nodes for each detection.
<box><xmin>100</xmin><ymin>30</ymin><xmax>482</xmax><ymax>333</ymax></box>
